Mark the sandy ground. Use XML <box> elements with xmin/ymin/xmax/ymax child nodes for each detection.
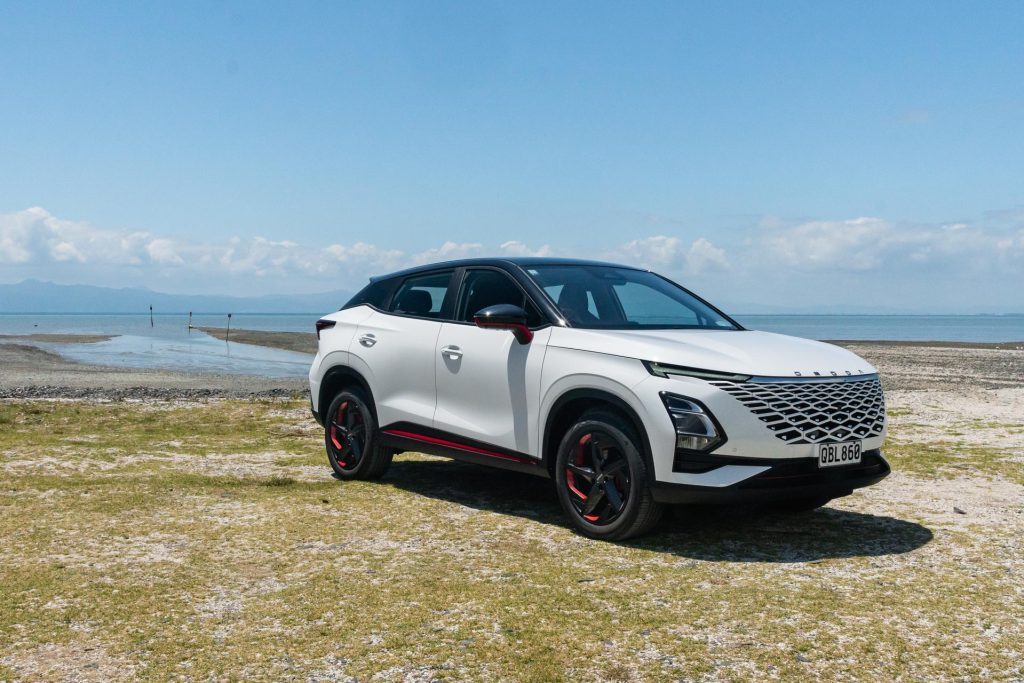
<box><xmin>0</xmin><ymin>333</ymin><xmax>1022</xmax><ymax>680</ymax></box>
<box><xmin>840</xmin><ymin>341</ymin><xmax>1024</xmax><ymax>457</ymax></box>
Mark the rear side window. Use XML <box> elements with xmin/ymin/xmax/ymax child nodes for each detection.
<box><xmin>342</xmin><ymin>279</ymin><xmax>396</xmax><ymax>311</ymax></box>
<box><xmin>389</xmin><ymin>271</ymin><xmax>453</xmax><ymax>318</ymax></box>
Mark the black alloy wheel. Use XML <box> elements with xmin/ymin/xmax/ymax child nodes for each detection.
<box><xmin>324</xmin><ymin>389</ymin><xmax>393</xmax><ymax>480</ymax></box>
<box><xmin>554</xmin><ymin>410</ymin><xmax>663</xmax><ymax>541</ymax></box>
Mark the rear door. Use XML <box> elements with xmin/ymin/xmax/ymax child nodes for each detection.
<box><xmin>350</xmin><ymin>270</ymin><xmax>454</xmax><ymax>430</ymax></box>
<box><xmin>432</xmin><ymin>267</ymin><xmax>551</xmax><ymax>456</ymax></box>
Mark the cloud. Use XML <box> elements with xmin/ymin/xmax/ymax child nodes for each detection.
<box><xmin>614</xmin><ymin>235</ymin><xmax>729</xmax><ymax>274</ymax></box>
<box><xmin>498</xmin><ymin>240</ymin><xmax>553</xmax><ymax>257</ymax></box>
<box><xmin>145</xmin><ymin>238</ymin><xmax>184</xmax><ymax>265</ymax></box>
<box><xmin>0</xmin><ymin>208</ymin><xmax>565</xmax><ymax>287</ymax></box>
<box><xmin>756</xmin><ymin>216</ymin><xmax>1024</xmax><ymax>271</ymax></box>
<box><xmin>0</xmin><ymin>207</ymin><xmax>733</xmax><ymax>297</ymax></box>
<box><xmin>10</xmin><ymin>205</ymin><xmax>1020</xmax><ymax>303</ymax></box>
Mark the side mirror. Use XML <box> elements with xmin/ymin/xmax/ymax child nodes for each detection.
<box><xmin>473</xmin><ymin>304</ymin><xmax>534</xmax><ymax>344</ymax></box>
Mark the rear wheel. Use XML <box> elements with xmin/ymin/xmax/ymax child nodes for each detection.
<box><xmin>554</xmin><ymin>410</ymin><xmax>663</xmax><ymax>541</ymax></box>
<box><xmin>324</xmin><ymin>389</ymin><xmax>393</xmax><ymax>480</ymax></box>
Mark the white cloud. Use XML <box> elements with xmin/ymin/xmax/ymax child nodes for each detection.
<box><xmin>499</xmin><ymin>240</ymin><xmax>553</xmax><ymax>257</ymax></box>
<box><xmin>145</xmin><ymin>238</ymin><xmax>184</xmax><ymax>265</ymax></box>
<box><xmin>50</xmin><ymin>241</ymin><xmax>86</xmax><ymax>262</ymax></box>
<box><xmin>411</xmin><ymin>241</ymin><xmax>484</xmax><ymax>264</ymax></box>
<box><xmin>0</xmin><ymin>208</ymin><xmax>566</xmax><ymax>287</ymax></box>
<box><xmin>5</xmin><ymin>206</ymin><xmax>1020</xmax><ymax>302</ymax></box>
<box><xmin>684</xmin><ymin>237</ymin><xmax>729</xmax><ymax>274</ymax></box>
<box><xmin>614</xmin><ymin>235</ymin><xmax>729</xmax><ymax>274</ymax></box>
<box><xmin>756</xmin><ymin>216</ymin><xmax>1024</xmax><ymax>271</ymax></box>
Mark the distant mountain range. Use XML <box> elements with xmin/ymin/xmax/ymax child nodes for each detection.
<box><xmin>0</xmin><ymin>280</ymin><xmax>352</xmax><ymax>314</ymax></box>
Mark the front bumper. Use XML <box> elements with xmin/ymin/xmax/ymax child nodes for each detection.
<box><xmin>649</xmin><ymin>449</ymin><xmax>890</xmax><ymax>504</ymax></box>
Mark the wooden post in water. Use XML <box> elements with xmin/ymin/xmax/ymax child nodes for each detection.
<box><xmin>226</xmin><ymin>313</ymin><xmax>232</xmax><ymax>343</ymax></box>
<box><xmin>188</xmin><ymin>311</ymin><xmax>192</xmax><ymax>333</ymax></box>
<box><xmin>150</xmin><ymin>305</ymin><xmax>154</xmax><ymax>327</ymax></box>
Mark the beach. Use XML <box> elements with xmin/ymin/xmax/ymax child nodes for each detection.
<box><xmin>1</xmin><ymin>331</ymin><xmax>1022</xmax><ymax>680</ymax></box>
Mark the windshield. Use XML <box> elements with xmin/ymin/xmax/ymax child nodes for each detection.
<box><xmin>524</xmin><ymin>265</ymin><xmax>740</xmax><ymax>330</ymax></box>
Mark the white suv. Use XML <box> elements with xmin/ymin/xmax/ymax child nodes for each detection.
<box><xmin>309</xmin><ymin>258</ymin><xmax>888</xmax><ymax>540</ymax></box>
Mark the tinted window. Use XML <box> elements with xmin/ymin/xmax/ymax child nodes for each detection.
<box><xmin>613</xmin><ymin>281</ymin><xmax>699</xmax><ymax>325</ymax></box>
<box><xmin>389</xmin><ymin>271</ymin><xmax>453</xmax><ymax>318</ymax></box>
<box><xmin>457</xmin><ymin>269</ymin><xmax>543</xmax><ymax>326</ymax></box>
<box><xmin>342</xmin><ymin>278</ymin><xmax>395</xmax><ymax>310</ymax></box>
<box><xmin>525</xmin><ymin>265</ymin><xmax>738</xmax><ymax>330</ymax></box>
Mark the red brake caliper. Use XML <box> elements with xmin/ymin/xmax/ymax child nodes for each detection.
<box><xmin>567</xmin><ymin>434</ymin><xmax>600</xmax><ymax>520</ymax></box>
<box><xmin>330</xmin><ymin>401</ymin><xmax>349</xmax><ymax>463</ymax></box>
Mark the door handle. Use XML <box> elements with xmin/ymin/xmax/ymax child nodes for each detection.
<box><xmin>359</xmin><ymin>334</ymin><xmax>377</xmax><ymax>347</ymax></box>
<box><xmin>440</xmin><ymin>345</ymin><xmax>463</xmax><ymax>360</ymax></box>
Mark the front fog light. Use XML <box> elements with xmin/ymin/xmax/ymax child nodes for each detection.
<box><xmin>661</xmin><ymin>393</ymin><xmax>724</xmax><ymax>453</ymax></box>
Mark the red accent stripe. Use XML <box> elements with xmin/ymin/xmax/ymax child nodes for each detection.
<box><xmin>382</xmin><ymin>429</ymin><xmax>534</xmax><ymax>464</ymax></box>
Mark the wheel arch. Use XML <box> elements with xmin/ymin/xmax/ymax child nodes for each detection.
<box><xmin>542</xmin><ymin>387</ymin><xmax>654</xmax><ymax>477</ymax></box>
<box><xmin>318</xmin><ymin>364</ymin><xmax>378</xmax><ymax>424</ymax></box>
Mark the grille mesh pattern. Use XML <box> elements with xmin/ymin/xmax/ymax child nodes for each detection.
<box><xmin>710</xmin><ymin>377</ymin><xmax>885</xmax><ymax>445</ymax></box>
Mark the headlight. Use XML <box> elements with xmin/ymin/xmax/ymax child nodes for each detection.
<box><xmin>660</xmin><ymin>392</ymin><xmax>725</xmax><ymax>452</ymax></box>
<box><xmin>644</xmin><ymin>361</ymin><xmax>751</xmax><ymax>383</ymax></box>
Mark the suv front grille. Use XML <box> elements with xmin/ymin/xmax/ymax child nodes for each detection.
<box><xmin>709</xmin><ymin>376</ymin><xmax>885</xmax><ymax>445</ymax></box>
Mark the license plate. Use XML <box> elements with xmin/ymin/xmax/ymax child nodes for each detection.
<box><xmin>816</xmin><ymin>441</ymin><xmax>862</xmax><ymax>468</ymax></box>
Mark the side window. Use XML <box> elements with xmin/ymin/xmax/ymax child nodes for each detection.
<box><xmin>389</xmin><ymin>271</ymin><xmax>453</xmax><ymax>318</ymax></box>
<box><xmin>458</xmin><ymin>269</ymin><xmax>543</xmax><ymax>326</ymax></box>
<box><xmin>342</xmin><ymin>278</ymin><xmax>395</xmax><ymax>310</ymax></box>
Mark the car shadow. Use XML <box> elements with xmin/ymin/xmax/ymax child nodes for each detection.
<box><xmin>382</xmin><ymin>458</ymin><xmax>933</xmax><ymax>563</ymax></box>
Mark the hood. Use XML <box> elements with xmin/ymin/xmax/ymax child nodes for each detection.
<box><xmin>547</xmin><ymin>328</ymin><xmax>877</xmax><ymax>378</ymax></box>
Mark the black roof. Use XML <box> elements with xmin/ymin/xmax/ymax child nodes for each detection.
<box><xmin>370</xmin><ymin>256</ymin><xmax>642</xmax><ymax>282</ymax></box>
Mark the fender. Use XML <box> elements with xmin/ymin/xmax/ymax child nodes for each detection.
<box><xmin>317</xmin><ymin>362</ymin><xmax>378</xmax><ymax>425</ymax></box>
<box><xmin>540</xmin><ymin>380</ymin><xmax>656</xmax><ymax>476</ymax></box>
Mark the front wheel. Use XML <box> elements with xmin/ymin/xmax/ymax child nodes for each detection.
<box><xmin>554</xmin><ymin>410</ymin><xmax>663</xmax><ymax>541</ymax></box>
<box><xmin>324</xmin><ymin>389</ymin><xmax>393</xmax><ymax>480</ymax></box>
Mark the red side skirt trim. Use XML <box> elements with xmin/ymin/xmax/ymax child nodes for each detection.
<box><xmin>382</xmin><ymin>429</ymin><xmax>534</xmax><ymax>464</ymax></box>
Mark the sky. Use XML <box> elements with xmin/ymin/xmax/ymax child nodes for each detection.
<box><xmin>1</xmin><ymin>1</ymin><xmax>1023</xmax><ymax>312</ymax></box>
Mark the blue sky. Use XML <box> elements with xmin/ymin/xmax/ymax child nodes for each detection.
<box><xmin>1</xmin><ymin>1</ymin><xmax>1022</xmax><ymax>311</ymax></box>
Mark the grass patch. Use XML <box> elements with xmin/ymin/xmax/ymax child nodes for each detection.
<box><xmin>0</xmin><ymin>399</ymin><xmax>1021</xmax><ymax>680</ymax></box>
<box><xmin>885</xmin><ymin>439</ymin><xmax>1024</xmax><ymax>485</ymax></box>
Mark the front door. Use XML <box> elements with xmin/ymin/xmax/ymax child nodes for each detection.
<box><xmin>432</xmin><ymin>268</ymin><xmax>550</xmax><ymax>456</ymax></box>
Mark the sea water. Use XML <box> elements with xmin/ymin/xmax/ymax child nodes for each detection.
<box><xmin>1</xmin><ymin>313</ymin><xmax>1022</xmax><ymax>378</ymax></box>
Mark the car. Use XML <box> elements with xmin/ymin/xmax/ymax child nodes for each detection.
<box><xmin>308</xmin><ymin>258</ymin><xmax>889</xmax><ymax>540</ymax></box>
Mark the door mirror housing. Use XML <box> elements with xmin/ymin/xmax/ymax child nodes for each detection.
<box><xmin>473</xmin><ymin>304</ymin><xmax>533</xmax><ymax>344</ymax></box>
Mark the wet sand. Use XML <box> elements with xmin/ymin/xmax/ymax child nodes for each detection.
<box><xmin>0</xmin><ymin>333</ymin><xmax>113</xmax><ymax>344</ymax></box>
<box><xmin>0</xmin><ymin>341</ymin><xmax>305</xmax><ymax>399</ymax></box>
<box><xmin>197</xmin><ymin>326</ymin><xmax>317</xmax><ymax>354</ymax></box>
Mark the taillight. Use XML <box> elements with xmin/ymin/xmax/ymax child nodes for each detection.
<box><xmin>315</xmin><ymin>319</ymin><xmax>336</xmax><ymax>340</ymax></box>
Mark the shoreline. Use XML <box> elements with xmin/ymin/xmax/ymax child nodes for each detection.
<box><xmin>2</xmin><ymin>329</ymin><xmax>1023</xmax><ymax>399</ymax></box>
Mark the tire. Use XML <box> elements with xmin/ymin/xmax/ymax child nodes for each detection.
<box><xmin>771</xmin><ymin>496</ymin><xmax>833</xmax><ymax>513</ymax></box>
<box><xmin>323</xmin><ymin>388</ymin><xmax>393</xmax><ymax>480</ymax></box>
<box><xmin>554</xmin><ymin>410</ymin><xmax>664</xmax><ymax>541</ymax></box>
